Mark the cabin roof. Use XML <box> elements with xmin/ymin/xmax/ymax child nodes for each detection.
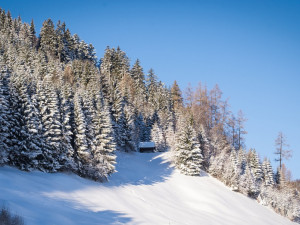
<box><xmin>139</xmin><ymin>142</ymin><xmax>155</xmax><ymax>148</ymax></box>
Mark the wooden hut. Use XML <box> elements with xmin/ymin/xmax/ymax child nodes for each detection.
<box><xmin>139</xmin><ymin>142</ymin><xmax>156</xmax><ymax>153</ymax></box>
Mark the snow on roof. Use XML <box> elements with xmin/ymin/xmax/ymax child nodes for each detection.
<box><xmin>139</xmin><ymin>142</ymin><xmax>155</xmax><ymax>148</ymax></box>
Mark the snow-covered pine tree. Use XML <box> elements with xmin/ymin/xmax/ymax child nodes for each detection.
<box><xmin>29</xmin><ymin>19</ymin><xmax>36</xmax><ymax>47</ymax></box>
<box><xmin>209</xmin><ymin>150</ymin><xmax>228</xmax><ymax>179</ymax></box>
<box><xmin>39</xmin><ymin>19</ymin><xmax>57</xmax><ymax>58</ymax></box>
<box><xmin>9</xmin><ymin>74</ymin><xmax>45</xmax><ymax>171</ymax></box>
<box><xmin>237</xmin><ymin>148</ymin><xmax>247</xmax><ymax>175</ymax></box>
<box><xmin>224</xmin><ymin>149</ymin><xmax>239</xmax><ymax>190</ymax></box>
<box><xmin>74</xmin><ymin>92</ymin><xmax>91</xmax><ymax>177</ymax></box>
<box><xmin>116</xmin><ymin>101</ymin><xmax>135</xmax><ymax>152</ymax></box>
<box><xmin>151</xmin><ymin>121</ymin><xmax>166</xmax><ymax>152</ymax></box>
<box><xmin>0</xmin><ymin>67</ymin><xmax>11</xmax><ymax>164</ymax></box>
<box><xmin>239</xmin><ymin>164</ymin><xmax>259</xmax><ymax>198</ymax></box>
<box><xmin>37</xmin><ymin>76</ymin><xmax>62</xmax><ymax>172</ymax></box>
<box><xmin>262</xmin><ymin>159</ymin><xmax>274</xmax><ymax>187</ymax></box>
<box><xmin>21</xmin><ymin>85</ymin><xmax>45</xmax><ymax>171</ymax></box>
<box><xmin>58</xmin><ymin>84</ymin><xmax>76</xmax><ymax>171</ymax></box>
<box><xmin>146</xmin><ymin>68</ymin><xmax>158</xmax><ymax>109</ymax></box>
<box><xmin>248</xmin><ymin>149</ymin><xmax>264</xmax><ymax>185</ymax></box>
<box><xmin>81</xmin><ymin>90</ymin><xmax>96</xmax><ymax>154</ymax></box>
<box><xmin>198</xmin><ymin>124</ymin><xmax>211</xmax><ymax>170</ymax></box>
<box><xmin>208</xmin><ymin>131</ymin><xmax>232</xmax><ymax>179</ymax></box>
<box><xmin>131</xmin><ymin>111</ymin><xmax>145</xmax><ymax>148</ymax></box>
<box><xmin>165</xmin><ymin>122</ymin><xmax>175</xmax><ymax>150</ymax></box>
<box><xmin>275</xmin><ymin>167</ymin><xmax>286</xmax><ymax>188</ymax></box>
<box><xmin>174</xmin><ymin>116</ymin><xmax>203</xmax><ymax>176</ymax></box>
<box><xmin>100</xmin><ymin>47</ymin><xmax>129</xmax><ymax>119</ymax></box>
<box><xmin>90</xmin><ymin>99</ymin><xmax>116</xmax><ymax>180</ymax></box>
<box><xmin>130</xmin><ymin>59</ymin><xmax>146</xmax><ymax>109</ymax></box>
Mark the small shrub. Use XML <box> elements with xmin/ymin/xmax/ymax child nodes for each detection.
<box><xmin>0</xmin><ymin>207</ymin><xmax>25</xmax><ymax>225</ymax></box>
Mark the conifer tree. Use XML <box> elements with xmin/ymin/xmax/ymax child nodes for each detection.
<box><xmin>198</xmin><ymin>124</ymin><xmax>211</xmax><ymax>169</ymax></box>
<box><xmin>37</xmin><ymin>77</ymin><xmax>62</xmax><ymax>171</ymax></box>
<box><xmin>223</xmin><ymin>149</ymin><xmax>240</xmax><ymax>190</ymax></box>
<box><xmin>146</xmin><ymin>69</ymin><xmax>158</xmax><ymax>108</ymax></box>
<box><xmin>91</xmin><ymin>100</ymin><xmax>116</xmax><ymax>180</ymax></box>
<box><xmin>248</xmin><ymin>149</ymin><xmax>263</xmax><ymax>184</ymax></box>
<box><xmin>174</xmin><ymin>116</ymin><xmax>203</xmax><ymax>176</ymax></box>
<box><xmin>74</xmin><ymin>93</ymin><xmax>91</xmax><ymax>176</ymax></box>
<box><xmin>116</xmin><ymin>102</ymin><xmax>135</xmax><ymax>152</ymax></box>
<box><xmin>275</xmin><ymin>166</ymin><xmax>286</xmax><ymax>188</ymax></box>
<box><xmin>239</xmin><ymin>165</ymin><xmax>259</xmax><ymax>198</ymax></box>
<box><xmin>39</xmin><ymin>19</ymin><xmax>57</xmax><ymax>58</ymax></box>
<box><xmin>131</xmin><ymin>110</ymin><xmax>146</xmax><ymax>148</ymax></box>
<box><xmin>262</xmin><ymin>159</ymin><xmax>274</xmax><ymax>187</ymax></box>
<box><xmin>151</xmin><ymin>121</ymin><xmax>166</xmax><ymax>152</ymax></box>
<box><xmin>165</xmin><ymin>122</ymin><xmax>175</xmax><ymax>150</ymax></box>
<box><xmin>58</xmin><ymin>84</ymin><xmax>76</xmax><ymax>170</ymax></box>
<box><xmin>29</xmin><ymin>19</ymin><xmax>36</xmax><ymax>48</ymax></box>
<box><xmin>9</xmin><ymin>76</ymin><xmax>45</xmax><ymax>171</ymax></box>
<box><xmin>130</xmin><ymin>59</ymin><xmax>146</xmax><ymax>108</ymax></box>
<box><xmin>237</xmin><ymin>148</ymin><xmax>247</xmax><ymax>174</ymax></box>
<box><xmin>0</xmin><ymin>68</ymin><xmax>11</xmax><ymax>164</ymax></box>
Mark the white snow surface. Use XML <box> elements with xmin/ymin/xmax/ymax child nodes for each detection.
<box><xmin>0</xmin><ymin>152</ymin><xmax>296</xmax><ymax>225</ymax></box>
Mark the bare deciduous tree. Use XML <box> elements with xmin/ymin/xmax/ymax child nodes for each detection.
<box><xmin>274</xmin><ymin>132</ymin><xmax>292</xmax><ymax>170</ymax></box>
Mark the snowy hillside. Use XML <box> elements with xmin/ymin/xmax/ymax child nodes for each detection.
<box><xmin>0</xmin><ymin>152</ymin><xmax>296</xmax><ymax>225</ymax></box>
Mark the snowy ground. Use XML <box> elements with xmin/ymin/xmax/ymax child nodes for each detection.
<box><xmin>0</xmin><ymin>152</ymin><xmax>296</xmax><ymax>225</ymax></box>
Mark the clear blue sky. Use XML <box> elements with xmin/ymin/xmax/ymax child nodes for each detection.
<box><xmin>2</xmin><ymin>0</ymin><xmax>300</xmax><ymax>179</ymax></box>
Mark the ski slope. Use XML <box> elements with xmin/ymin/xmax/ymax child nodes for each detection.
<box><xmin>0</xmin><ymin>152</ymin><xmax>296</xmax><ymax>225</ymax></box>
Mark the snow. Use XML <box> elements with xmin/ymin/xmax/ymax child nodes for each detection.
<box><xmin>0</xmin><ymin>152</ymin><xmax>296</xmax><ymax>225</ymax></box>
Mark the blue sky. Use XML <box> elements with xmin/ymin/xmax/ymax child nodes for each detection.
<box><xmin>1</xmin><ymin>0</ymin><xmax>300</xmax><ymax>179</ymax></box>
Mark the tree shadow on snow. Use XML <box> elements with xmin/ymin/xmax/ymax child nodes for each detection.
<box><xmin>105</xmin><ymin>152</ymin><xmax>174</xmax><ymax>187</ymax></box>
<box><xmin>0</xmin><ymin>152</ymin><xmax>202</xmax><ymax>225</ymax></box>
<box><xmin>46</xmin><ymin>209</ymin><xmax>133</xmax><ymax>225</ymax></box>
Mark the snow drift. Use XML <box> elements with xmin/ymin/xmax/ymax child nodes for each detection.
<box><xmin>0</xmin><ymin>152</ymin><xmax>296</xmax><ymax>225</ymax></box>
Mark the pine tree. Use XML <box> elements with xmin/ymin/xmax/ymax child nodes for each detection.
<box><xmin>74</xmin><ymin>93</ymin><xmax>91</xmax><ymax>176</ymax></box>
<box><xmin>198</xmin><ymin>124</ymin><xmax>211</xmax><ymax>169</ymax></box>
<box><xmin>116</xmin><ymin>102</ymin><xmax>135</xmax><ymax>152</ymax></box>
<box><xmin>237</xmin><ymin>148</ymin><xmax>247</xmax><ymax>174</ymax></box>
<box><xmin>58</xmin><ymin>84</ymin><xmax>76</xmax><ymax>171</ymax></box>
<box><xmin>20</xmin><ymin>85</ymin><xmax>45</xmax><ymax>170</ymax></box>
<box><xmin>39</xmin><ymin>19</ymin><xmax>57</xmax><ymax>58</ymax></box>
<box><xmin>221</xmin><ymin>148</ymin><xmax>240</xmax><ymax>190</ymax></box>
<box><xmin>131</xmin><ymin>110</ymin><xmax>146</xmax><ymax>148</ymax></box>
<box><xmin>239</xmin><ymin>164</ymin><xmax>259</xmax><ymax>198</ymax></box>
<box><xmin>9</xmin><ymin>76</ymin><xmax>44</xmax><ymax>171</ymax></box>
<box><xmin>248</xmin><ymin>149</ymin><xmax>262</xmax><ymax>181</ymax></box>
<box><xmin>262</xmin><ymin>159</ymin><xmax>274</xmax><ymax>187</ymax></box>
<box><xmin>130</xmin><ymin>59</ymin><xmax>146</xmax><ymax>108</ymax></box>
<box><xmin>151</xmin><ymin>121</ymin><xmax>166</xmax><ymax>152</ymax></box>
<box><xmin>174</xmin><ymin>116</ymin><xmax>203</xmax><ymax>176</ymax></box>
<box><xmin>91</xmin><ymin>100</ymin><xmax>116</xmax><ymax>180</ymax></box>
<box><xmin>146</xmin><ymin>69</ymin><xmax>158</xmax><ymax>108</ymax></box>
<box><xmin>37</xmin><ymin>77</ymin><xmax>62</xmax><ymax>171</ymax></box>
<box><xmin>0</xmin><ymin>67</ymin><xmax>11</xmax><ymax>164</ymax></box>
<box><xmin>165</xmin><ymin>122</ymin><xmax>175</xmax><ymax>150</ymax></box>
<box><xmin>29</xmin><ymin>19</ymin><xmax>36</xmax><ymax>48</ymax></box>
<box><xmin>275</xmin><ymin>167</ymin><xmax>286</xmax><ymax>188</ymax></box>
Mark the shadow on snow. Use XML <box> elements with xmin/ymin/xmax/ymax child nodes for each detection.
<box><xmin>106</xmin><ymin>151</ymin><xmax>174</xmax><ymax>187</ymax></box>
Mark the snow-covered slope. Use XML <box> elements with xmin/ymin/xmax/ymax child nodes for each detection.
<box><xmin>0</xmin><ymin>152</ymin><xmax>296</xmax><ymax>225</ymax></box>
